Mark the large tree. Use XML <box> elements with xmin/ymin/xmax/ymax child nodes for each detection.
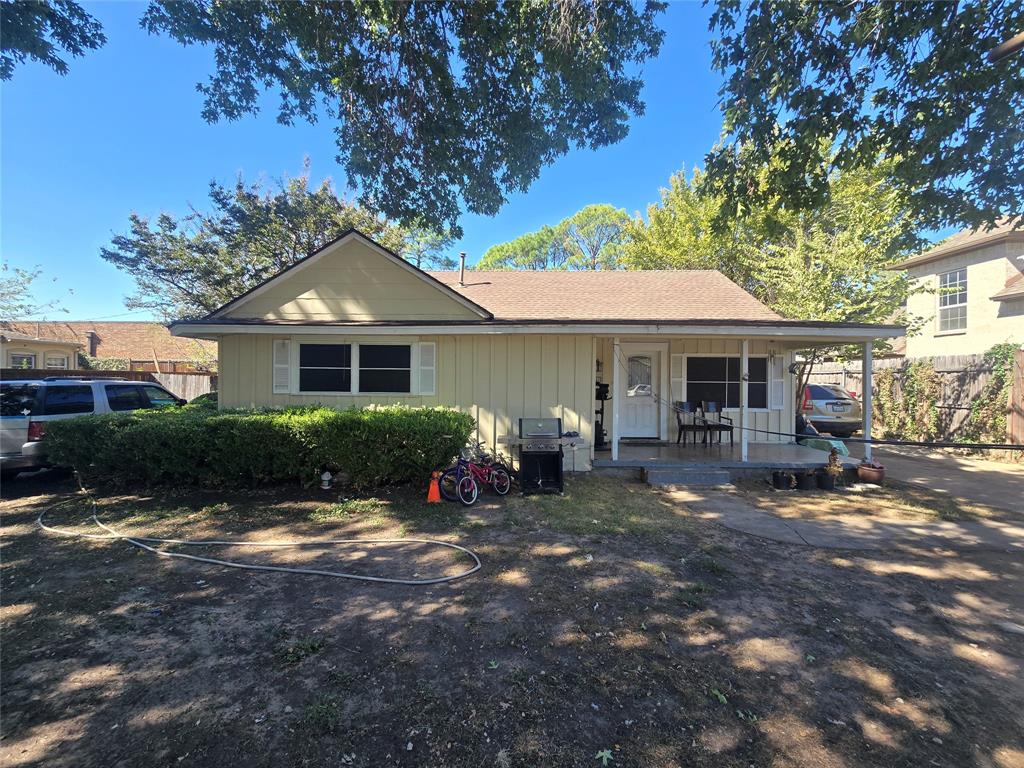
<box><xmin>101</xmin><ymin>167</ymin><xmax>453</xmax><ymax>321</ymax></box>
<box><xmin>625</xmin><ymin>159</ymin><xmax>922</xmax><ymax>333</ymax></box>
<box><xmin>479</xmin><ymin>204</ymin><xmax>631</xmax><ymax>270</ymax></box>
<box><xmin>705</xmin><ymin>0</ymin><xmax>1024</xmax><ymax>232</ymax></box>
<box><xmin>2</xmin><ymin>1</ymin><xmax>664</xmax><ymax>236</ymax></box>
<box><xmin>0</xmin><ymin>264</ymin><xmax>67</xmax><ymax>322</ymax></box>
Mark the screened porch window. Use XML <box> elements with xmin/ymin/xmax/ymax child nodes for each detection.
<box><xmin>686</xmin><ymin>356</ymin><xmax>767</xmax><ymax>409</ymax></box>
<box><xmin>298</xmin><ymin>344</ymin><xmax>351</xmax><ymax>392</ymax></box>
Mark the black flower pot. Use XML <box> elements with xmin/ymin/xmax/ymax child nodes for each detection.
<box><xmin>796</xmin><ymin>473</ymin><xmax>817</xmax><ymax>491</ymax></box>
<box><xmin>771</xmin><ymin>471</ymin><xmax>791</xmax><ymax>490</ymax></box>
<box><xmin>817</xmin><ymin>473</ymin><xmax>836</xmax><ymax>491</ymax></box>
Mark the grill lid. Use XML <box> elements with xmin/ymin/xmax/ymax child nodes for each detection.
<box><xmin>518</xmin><ymin>417</ymin><xmax>562</xmax><ymax>438</ymax></box>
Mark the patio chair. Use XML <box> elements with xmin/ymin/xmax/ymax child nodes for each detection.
<box><xmin>673</xmin><ymin>401</ymin><xmax>703</xmax><ymax>445</ymax></box>
<box><xmin>697</xmin><ymin>401</ymin><xmax>734</xmax><ymax>446</ymax></box>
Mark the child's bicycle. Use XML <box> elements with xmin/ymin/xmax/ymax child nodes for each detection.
<box><xmin>438</xmin><ymin>443</ymin><xmax>513</xmax><ymax>506</ymax></box>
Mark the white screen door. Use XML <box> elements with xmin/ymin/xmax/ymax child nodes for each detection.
<box><xmin>620</xmin><ymin>344</ymin><xmax>662</xmax><ymax>438</ymax></box>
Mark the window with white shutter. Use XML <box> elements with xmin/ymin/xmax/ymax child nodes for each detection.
<box><xmin>769</xmin><ymin>355</ymin><xmax>785</xmax><ymax>410</ymax></box>
<box><xmin>418</xmin><ymin>342</ymin><xmax>436</xmax><ymax>396</ymax></box>
<box><xmin>273</xmin><ymin>339</ymin><xmax>291</xmax><ymax>394</ymax></box>
<box><xmin>670</xmin><ymin>354</ymin><xmax>684</xmax><ymax>403</ymax></box>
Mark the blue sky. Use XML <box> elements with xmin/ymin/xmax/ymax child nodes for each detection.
<box><xmin>3</xmin><ymin>2</ymin><xmax>728</xmax><ymax>320</ymax></box>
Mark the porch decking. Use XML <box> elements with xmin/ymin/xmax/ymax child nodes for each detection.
<box><xmin>593</xmin><ymin>441</ymin><xmax>848</xmax><ymax>470</ymax></box>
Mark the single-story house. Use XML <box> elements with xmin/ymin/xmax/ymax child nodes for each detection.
<box><xmin>171</xmin><ymin>230</ymin><xmax>902</xmax><ymax>471</ymax></box>
<box><xmin>0</xmin><ymin>330</ymin><xmax>82</xmax><ymax>370</ymax></box>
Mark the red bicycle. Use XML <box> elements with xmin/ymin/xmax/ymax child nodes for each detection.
<box><xmin>439</xmin><ymin>445</ymin><xmax>512</xmax><ymax>506</ymax></box>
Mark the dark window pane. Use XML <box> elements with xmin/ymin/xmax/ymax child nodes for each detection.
<box><xmin>748</xmin><ymin>358</ymin><xmax>767</xmax><ymax>383</ymax></box>
<box><xmin>687</xmin><ymin>357</ymin><xmax>727</xmax><ymax>381</ymax></box>
<box><xmin>726</xmin><ymin>382</ymin><xmax>741</xmax><ymax>408</ymax></box>
<box><xmin>359</xmin><ymin>369</ymin><xmax>411</xmax><ymax>393</ymax></box>
<box><xmin>299</xmin><ymin>368</ymin><xmax>351</xmax><ymax>392</ymax></box>
<box><xmin>140</xmin><ymin>386</ymin><xmax>179</xmax><ymax>407</ymax></box>
<box><xmin>359</xmin><ymin>344</ymin><xmax>410</xmax><ymax>368</ymax></box>
<box><xmin>727</xmin><ymin>357</ymin><xmax>740</xmax><ymax>379</ymax></box>
<box><xmin>0</xmin><ymin>384</ymin><xmax>39</xmax><ymax>416</ymax></box>
<box><xmin>687</xmin><ymin>382</ymin><xmax>727</xmax><ymax>407</ymax></box>
<box><xmin>748</xmin><ymin>383</ymin><xmax>768</xmax><ymax>409</ymax></box>
<box><xmin>105</xmin><ymin>385</ymin><xmax>147</xmax><ymax>411</ymax></box>
<box><xmin>299</xmin><ymin>344</ymin><xmax>350</xmax><ymax>368</ymax></box>
<box><xmin>42</xmin><ymin>385</ymin><xmax>94</xmax><ymax>415</ymax></box>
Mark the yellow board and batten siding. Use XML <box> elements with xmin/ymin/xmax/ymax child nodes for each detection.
<box><xmin>222</xmin><ymin>238</ymin><xmax>480</xmax><ymax>322</ymax></box>
<box><xmin>218</xmin><ymin>333</ymin><xmax>596</xmax><ymax>470</ymax></box>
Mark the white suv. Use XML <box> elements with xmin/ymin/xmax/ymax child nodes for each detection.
<box><xmin>0</xmin><ymin>378</ymin><xmax>184</xmax><ymax>480</ymax></box>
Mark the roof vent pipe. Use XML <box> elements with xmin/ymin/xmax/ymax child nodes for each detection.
<box><xmin>459</xmin><ymin>252</ymin><xmax>467</xmax><ymax>286</ymax></box>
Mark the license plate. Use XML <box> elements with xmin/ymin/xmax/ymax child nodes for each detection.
<box><xmin>828</xmin><ymin>403</ymin><xmax>848</xmax><ymax>412</ymax></box>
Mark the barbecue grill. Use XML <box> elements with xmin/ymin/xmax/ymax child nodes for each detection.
<box><xmin>512</xmin><ymin>417</ymin><xmax>574</xmax><ymax>494</ymax></box>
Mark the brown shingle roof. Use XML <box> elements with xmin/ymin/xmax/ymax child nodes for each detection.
<box><xmin>426</xmin><ymin>270</ymin><xmax>782</xmax><ymax>322</ymax></box>
<box><xmin>0</xmin><ymin>321</ymin><xmax>216</xmax><ymax>361</ymax></box>
<box><xmin>891</xmin><ymin>216</ymin><xmax>1024</xmax><ymax>269</ymax></box>
<box><xmin>991</xmin><ymin>272</ymin><xmax>1024</xmax><ymax>302</ymax></box>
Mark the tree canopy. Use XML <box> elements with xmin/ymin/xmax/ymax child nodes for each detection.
<box><xmin>478</xmin><ymin>204</ymin><xmax>631</xmax><ymax>270</ymax></box>
<box><xmin>100</xmin><ymin>167</ymin><xmax>452</xmax><ymax>321</ymax></box>
<box><xmin>0</xmin><ymin>264</ymin><xmax>67</xmax><ymax>322</ymax></box>
<box><xmin>625</xmin><ymin>159</ymin><xmax>922</xmax><ymax>338</ymax></box>
<box><xmin>705</xmin><ymin>0</ymin><xmax>1024</xmax><ymax>233</ymax></box>
<box><xmin>0</xmin><ymin>0</ymin><xmax>105</xmax><ymax>79</ymax></box>
<box><xmin>141</xmin><ymin>0</ymin><xmax>665</xmax><ymax>236</ymax></box>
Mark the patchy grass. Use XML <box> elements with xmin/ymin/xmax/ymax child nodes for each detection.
<box><xmin>732</xmin><ymin>477</ymin><xmax>1005</xmax><ymax>521</ymax></box>
<box><xmin>504</xmin><ymin>475</ymin><xmax>692</xmax><ymax>537</ymax></box>
<box><xmin>274</xmin><ymin>632</ymin><xmax>325</xmax><ymax>665</ymax></box>
<box><xmin>4</xmin><ymin>472</ymin><xmax>1022</xmax><ymax>768</ymax></box>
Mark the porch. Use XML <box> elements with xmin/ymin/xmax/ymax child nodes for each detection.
<box><xmin>592</xmin><ymin>440</ymin><xmax>849</xmax><ymax>470</ymax></box>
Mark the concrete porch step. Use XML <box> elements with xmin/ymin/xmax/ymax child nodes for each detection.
<box><xmin>643</xmin><ymin>467</ymin><xmax>732</xmax><ymax>487</ymax></box>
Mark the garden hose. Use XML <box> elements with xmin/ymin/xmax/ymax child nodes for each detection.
<box><xmin>37</xmin><ymin>481</ymin><xmax>481</xmax><ymax>586</ymax></box>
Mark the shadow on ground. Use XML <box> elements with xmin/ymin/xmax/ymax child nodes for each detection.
<box><xmin>2</xmin><ymin>474</ymin><xmax>1023</xmax><ymax>767</ymax></box>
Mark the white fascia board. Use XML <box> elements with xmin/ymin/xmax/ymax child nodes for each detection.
<box><xmin>171</xmin><ymin>322</ymin><xmax>903</xmax><ymax>342</ymax></box>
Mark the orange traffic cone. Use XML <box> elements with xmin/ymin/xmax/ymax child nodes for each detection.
<box><xmin>427</xmin><ymin>471</ymin><xmax>442</xmax><ymax>503</ymax></box>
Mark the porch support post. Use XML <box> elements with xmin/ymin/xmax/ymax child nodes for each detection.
<box><xmin>862</xmin><ymin>341</ymin><xmax>873</xmax><ymax>462</ymax></box>
<box><xmin>611</xmin><ymin>337</ymin><xmax>621</xmax><ymax>461</ymax></box>
<box><xmin>740</xmin><ymin>339</ymin><xmax>749</xmax><ymax>462</ymax></box>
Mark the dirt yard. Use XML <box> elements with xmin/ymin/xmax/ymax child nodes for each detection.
<box><xmin>2</xmin><ymin>472</ymin><xmax>1023</xmax><ymax>768</ymax></box>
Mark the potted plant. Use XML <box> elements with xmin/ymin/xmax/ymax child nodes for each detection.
<box><xmin>857</xmin><ymin>458</ymin><xmax>885</xmax><ymax>484</ymax></box>
<box><xmin>771</xmin><ymin>470</ymin><xmax>793</xmax><ymax>490</ymax></box>
<box><xmin>818</xmin><ymin>448</ymin><xmax>844</xmax><ymax>490</ymax></box>
<box><xmin>796</xmin><ymin>469</ymin><xmax>817</xmax><ymax>491</ymax></box>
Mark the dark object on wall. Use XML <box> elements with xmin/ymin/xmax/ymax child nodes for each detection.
<box><xmin>594</xmin><ymin>382</ymin><xmax>610</xmax><ymax>450</ymax></box>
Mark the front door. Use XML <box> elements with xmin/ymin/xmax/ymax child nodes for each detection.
<box><xmin>620</xmin><ymin>343</ymin><xmax>663</xmax><ymax>438</ymax></box>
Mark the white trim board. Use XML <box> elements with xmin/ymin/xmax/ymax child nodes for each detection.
<box><xmin>173</xmin><ymin>322</ymin><xmax>902</xmax><ymax>342</ymax></box>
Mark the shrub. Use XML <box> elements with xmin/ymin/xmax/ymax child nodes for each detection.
<box><xmin>44</xmin><ymin>405</ymin><xmax>474</xmax><ymax>490</ymax></box>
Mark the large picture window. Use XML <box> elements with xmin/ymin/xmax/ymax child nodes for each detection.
<box><xmin>358</xmin><ymin>344</ymin><xmax>411</xmax><ymax>393</ymax></box>
<box><xmin>299</xmin><ymin>344</ymin><xmax>351</xmax><ymax>392</ymax></box>
<box><xmin>938</xmin><ymin>268</ymin><xmax>967</xmax><ymax>332</ymax></box>
<box><xmin>686</xmin><ymin>356</ymin><xmax>768</xmax><ymax>409</ymax></box>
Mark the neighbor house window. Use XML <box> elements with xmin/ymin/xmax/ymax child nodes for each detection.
<box><xmin>358</xmin><ymin>344</ymin><xmax>411</xmax><ymax>393</ymax></box>
<box><xmin>44</xmin><ymin>355</ymin><xmax>68</xmax><ymax>369</ymax></box>
<box><xmin>686</xmin><ymin>356</ymin><xmax>768</xmax><ymax>409</ymax></box>
<box><xmin>8</xmin><ymin>353</ymin><xmax>35</xmax><ymax>369</ymax></box>
<box><xmin>938</xmin><ymin>268</ymin><xmax>967</xmax><ymax>332</ymax></box>
<box><xmin>298</xmin><ymin>344</ymin><xmax>351</xmax><ymax>393</ymax></box>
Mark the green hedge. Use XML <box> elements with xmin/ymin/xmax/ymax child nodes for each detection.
<box><xmin>44</xmin><ymin>405</ymin><xmax>475</xmax><ymax>490</ymax></box>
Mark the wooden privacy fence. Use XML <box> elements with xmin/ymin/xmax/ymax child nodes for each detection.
<box><xmin>808</xmin><ymin>352</ymin><xmax>1024</xmax><ymax>444</ymax></box>
<box><xmin>0</xmin><ymin>369</ymin><xmax>217</xmax><ymax>401</ymax></box>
